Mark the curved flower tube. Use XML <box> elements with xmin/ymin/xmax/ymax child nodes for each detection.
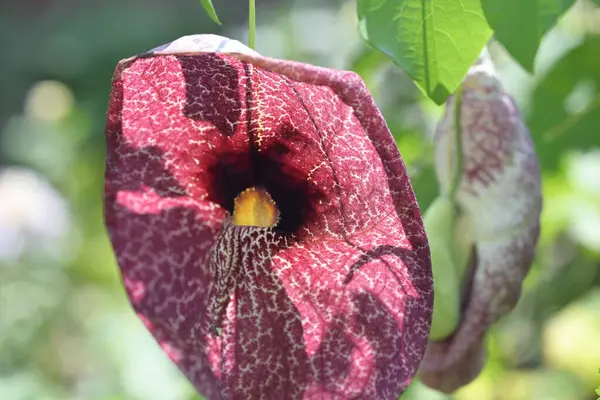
<box><xmin>423</xmin><ymin>196</ymin><xmax>462</xmax><ymax>341</ymax></box>
<box><xmin>418</xmin><ymin>51</ymin><xmax>543</xmax><ymax>393</ymax></box>
<box><xmin>104</xmin><ymin>34</ymin><xmax>433</xmax><ymax>399</ymax></box>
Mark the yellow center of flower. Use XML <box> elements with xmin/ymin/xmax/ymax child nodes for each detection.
<box><xmin>232</xmin><ymin>187</ymin><xmax>280</xmax><ymax>228</ymax></box>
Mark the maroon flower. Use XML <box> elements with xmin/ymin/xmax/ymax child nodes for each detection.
<box><xmin>104</xmin><ymin>35</ymin><xmax>433</xmax><ymax>399</ymax></box>
<box><xmin>418</xmin><ymin>51</ymin><xmax>543</xmax><ymax>393</ymax></box>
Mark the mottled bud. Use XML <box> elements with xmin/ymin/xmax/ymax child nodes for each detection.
<box><xmin>418</xmin><ymin>49</ymin><xmax>542</xmax><ymax>393</ymax></box>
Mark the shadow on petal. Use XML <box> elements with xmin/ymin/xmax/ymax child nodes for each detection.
<box><xmin>180</xmin><ymin>54</ymin><xmax>242</xmax><ymax>138</ymax></box>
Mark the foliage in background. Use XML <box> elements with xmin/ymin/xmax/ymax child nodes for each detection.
<box><xmin>481</xmin><ymin>0</ymin><xmax>575</xmax><ymax>72</ymax></box>
<box><xmin>1</xmin><ymin>0</ymin><xmax>600</xmax><ymax>399</ymax></box>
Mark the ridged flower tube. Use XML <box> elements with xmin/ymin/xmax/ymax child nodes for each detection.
<box><xmin>418</xmin><ymin>51</ymin><xmax>542</xmax><ymax>393</ymax></box>
<box><xmin>104</xmin><ymin>34</ymin><xmax>433</xmax><ymax>399</ymax></box>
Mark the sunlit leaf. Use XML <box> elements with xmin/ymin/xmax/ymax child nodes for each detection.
<box><xmin>482</xmin><ymin>0</ymin><xmax>575</xmax><ymax>72</ymax></box>
<box><xmin>357</xmin><ymin>0</ymin><xmax>492</xmax><ymax>104</ymax></box>
<box><xmin>200</xmin><ymin>0</ymin><xmax>221</xmax><ymax>25</ymax></box>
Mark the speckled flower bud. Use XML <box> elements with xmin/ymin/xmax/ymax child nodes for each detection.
<box><xmin>418</xmin><ymin>50</ymin><xmax>543</xmax><ymax>393</ymax></box>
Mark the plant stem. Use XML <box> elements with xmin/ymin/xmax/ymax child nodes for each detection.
<box><xmin>448</xmin><ymin>85</ymin><xmax>467</xmax><ymax>284</ymax></box>
<box><xmin>449</xmin><ymin>85</ymin><xmax>463</xmax><ymax>201</ymax></box>
<box><xmin>249</xmin><ymin>0</ymin><xmax>256</xmax><ymax>50</ymax></box>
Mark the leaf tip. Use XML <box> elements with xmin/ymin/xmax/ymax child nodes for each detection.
<box><xmin>200</xmin><ymin>0</ymin><xmax>222</xmax><ymax>25</ymax></box>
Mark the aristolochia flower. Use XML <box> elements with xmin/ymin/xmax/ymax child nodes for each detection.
<box><xmin>104</xmin><ymin>34</ymin><xmax>433</xmax><ymax>399</ymax></box>
<box><xmin>418</xmin><ymin>50</ymin><xmax>543</xmax><ymax>393</ymax></box>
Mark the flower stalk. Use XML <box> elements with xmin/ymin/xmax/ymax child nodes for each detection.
<box><xmin>249</xmin><ymin>0</ymin><xmax>256</xmax><ymax>50</ymax></box>
<box><xmin>450</xmin><ymin>84</ymin><xmax>463</xmax><ymax>200</ymax></box>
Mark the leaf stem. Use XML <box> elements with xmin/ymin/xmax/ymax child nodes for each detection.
<box><xmin>449</xmin><ymin>85</ymin><xmax>463</xmax><ymax>201</ymax></box>
<box><xmin>249</xmin><ymin>0</ymin><xmax>256</xmax><ymax>50</ymax></box>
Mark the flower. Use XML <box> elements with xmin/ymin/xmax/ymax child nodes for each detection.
<box><xmin>418</xmin><ymin>50</ymin><xmax>543</xmax><ymax>393</ymax></box>
<box><xmin>104</xmin><ymin>34</ymin><xmax>433</xmax><ymax>399</ymax></box>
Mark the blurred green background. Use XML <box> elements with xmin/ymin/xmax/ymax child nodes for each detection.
<box><xmin>1</xmin><ymin>0</ymin><xmax>600</xmax><ymax>399</ymax></box>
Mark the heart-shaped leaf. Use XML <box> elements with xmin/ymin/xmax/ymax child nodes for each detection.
<box><xmin>357</xmin><ymin>0</ymin><xmax>492</xmax><ymax>105</ymax></box>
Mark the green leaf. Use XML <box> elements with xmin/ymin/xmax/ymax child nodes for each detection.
<box><xmin>357</xmin><ymin>0</ymin><xmax>492</xmax><ymax>105</ymax></box>
<box><xmin>200</xmin><ymin>0</ymin><xmax>221</xmax><ymax>25</ymax></box>
<box><xmin>482</xmin><ymin>0</ymin><xmax>575</xmax><ymax>72</ymax></box>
